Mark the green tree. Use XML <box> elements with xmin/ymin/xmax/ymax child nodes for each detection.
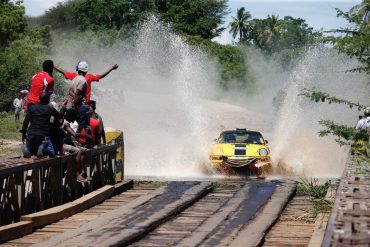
<box><xmin>75</xmin><ymin>0</ymin><xmax>156</xmax><ymax>31</ymax></box>
<box><xmin>186</xmin><ymin>35</ymin><xmax>251</xmax><ymax>88</ymax></box>
<box><xmin>279</xmin><ymin>16</ymin><xmax>320</xmax><ymax>50</ymax></box>
<box><xmin>26</xmin><ymin>25</ymin><xmax>52</xmax><ymax>47</ymax></box>
<box><xmin>0</xmin><ymin>0</ymin><xmax>26</xmax><ymax>48</ymax></box>
<box><xmin>229</xmin><ymin>7</ymin><xmax>251</xmax><ymax>41</ymax></box>
<box><xmin>43</xmin><ymin>0</ymin><xmax>229</xmax><ymax>39</ymax></box>
<box><xmin>155</xmin><ymin>0</ymin><xmax>228</xmax><ymax>39</ymax></box>
<box><xmin>29</xmin><ymin>0</ymin><xmax>80</xmax><ymax>30</ymax></box>
<box><xmin>326</xmin><ymin>0</ymin><xmax>370</xmax><ymax>73</ymax></box>
<box><xmin>255</xmin><ymin>15</ymin><xmax>285</xmax><ymax>53</ymax></box>
<box><xmin>0</xmin><ymin>1</ymin><xmax>53</xmax><ymax>111</ymax></box>
<box><xmin>0</xmin><ymin>37</ymin><xmax>47</xmax><ymax>110</ymax></box>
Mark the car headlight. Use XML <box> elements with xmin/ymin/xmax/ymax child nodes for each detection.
<box><xmin>259</xmin><ymin>148</ymin><xmax>268</xmax><ymax>156</ymax></box>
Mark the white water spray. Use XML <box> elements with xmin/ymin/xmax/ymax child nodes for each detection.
<box><xmin>271</xmin><ymin>47</ymin><xmax>369</xmax><ymax>177</ymax></box>
<box><xmin>51</xmin><ymin>18</ymin><xmax>369</xmax><ymax>178</ymax></box>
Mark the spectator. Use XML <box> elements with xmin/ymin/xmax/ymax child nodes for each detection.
<box><xmin>49</xmin><ymin>98</ymin><xmax>68</xmax><ymax>155</ymax></box>
<box><xmin>90</xmin><ymin>100</ymin><xmax>106</xmax><ymax>144</ymax></box>
<box><xmin>21</xmin><ymin>92</ymin><xmax>29</xmax><ymax>113</ymax></box>
<box><xmin>353</xmin><ymin>107</ymin><xmax>370</xmax><ymax>154</ymax></box>
<box><xmin>27</xmin><ymin>60</ymin><xmax>55</xmax><ymax>107</ymax></box>
<box><xmin>356</xmin><ymin>107</ymin><xmax>370</xmax><ymax>130</ymax></box>
<box><xmin>13</xmin><ymin>94</ymin><xmax>22</xmax><ymax>124</ymax></box>
<box><xmin>69</xmin><ymin>74</ymin><xmax>90</xmax><ymax>134</ymax></box>
<box><xmin>62</xmin><ymin>108</ymin><xmax>93</xmax><ymax>182</ymax></box>
<box><xmin>21</xmin><ymin>92</ymin><xmax>66</xmax><ymax>158</ymax></box>
<box><xmin>78</xmin><ymin>117</ymin><xmax>100</xmax><ymax>147</ymax></box>
<box><xmin>54</xmin><ymin>61</ymin><xmax>119</xmax><ymax>105</ymax></box>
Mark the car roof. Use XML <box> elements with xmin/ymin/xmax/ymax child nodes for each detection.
<box><xmin>220</xmin><ymin>129</ymin><xmax>263</xmax><ymax>135</ymax></box>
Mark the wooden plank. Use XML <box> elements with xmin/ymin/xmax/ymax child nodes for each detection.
<box><xmin>113</xmin><ymin>179</ymin><xmax>133</xmax><ymax>195</ymax></box>
<box><xmin>0</xmin><ymin>221</ymin><xmax>33</xmax><ymax>243</ymax></box>
<box><xmin>20</xmin><ymin>185</ymin><xmax>114</xmax><ymax>227</ymax></box>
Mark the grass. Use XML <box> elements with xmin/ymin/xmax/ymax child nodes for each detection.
<box><xmin>297</xmin><ymin>177</ymin><xmax>330</xmax><ymax>199</ymax></box>
<box><xmin>0</xmin><ymin>143</ymin><xmax>21</xmax><ymax>158</ymax></box>
<box><xmin>297</xmin><ymin>177</ymin><xmax>333</xmax><ymax>218</ymax></box>
<box><xmin>354</xmin><ymin>155</ymin><xmax>370</xmax><ymax>174</ymax></box>
<box><xmin>0</xmin><ymin>112</ymin><xmax>22</xmax><ymax>140</ymax></box>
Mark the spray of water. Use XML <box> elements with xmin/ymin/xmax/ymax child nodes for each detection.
<box><xmin>271</xmin><ymin>47</ymin><xmax>369</xmax><ymax>177</ymax></box>
<box><xmin>51</xmin><ymin>18</ymin><xmax>369</xmax><ymax>178</ymax></box>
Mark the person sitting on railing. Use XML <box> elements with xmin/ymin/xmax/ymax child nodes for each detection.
<box><xmin>21</xmin><ymin>92</ymin><xmax>66</xmax><ymax>158</ymax></box>
<box><xmin>62</xmin><ymin>108</ymin><xmax>93</xmax><ymax>182</ymax></box>
<box><xmin>90</xmin><ymin>100</ymin><xmax>106</xmax><ymax>144</ymax></box>
<box><xmin>78</xmin><ymin>110</ymin><xmax>100</xmax><ymax>147</ymax></box>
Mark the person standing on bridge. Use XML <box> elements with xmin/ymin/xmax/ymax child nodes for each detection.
<box><xmin>27</xmin><ymin>60</ymin><xmax>55</xmax><ymax>108</ymax></box>
<box><xmin>53</xmin><ymin>61</ymin><xmax>119</xmax><ymax>105</ymax></box>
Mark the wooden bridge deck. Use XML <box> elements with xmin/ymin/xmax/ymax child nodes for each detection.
<box><xmin>0</xmin><ymin>180</ymin><xmax>296</xmax><ymax>247</ymax></box>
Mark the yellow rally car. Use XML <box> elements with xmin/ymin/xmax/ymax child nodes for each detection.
<box><xmin>209</xmin><ymin>128</ymin><xmax>272</xmax><ymax>177</ymax></box>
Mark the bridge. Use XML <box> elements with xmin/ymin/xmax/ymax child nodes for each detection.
<box><xmin>0</xmin><ymin>137</ymin><xmax>369</xmax><ymax>246</ymax></box>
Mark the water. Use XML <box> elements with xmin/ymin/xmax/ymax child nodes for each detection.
<box><xmin>51</xmin><ymin>18</ymin><xmax>369</xmax><ymax>179</ymax></box>
<box><xmin>271</xmin><ymin>47</ymin><xmax>369</xmax><ymax>177</ymax></box>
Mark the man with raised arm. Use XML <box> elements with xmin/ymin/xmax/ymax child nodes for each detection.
<box><xmin>54</xmin><ymin>61</ymin><xmax>119</xmax><ymax>105</ymax></box>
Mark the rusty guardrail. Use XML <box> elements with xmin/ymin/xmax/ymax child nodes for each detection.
<box><xmin>0</xmin><ymin>140</ymin><xmax>122</xmax><ymax>226</ymax></box>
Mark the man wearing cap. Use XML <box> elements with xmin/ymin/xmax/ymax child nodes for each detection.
<box><xmin>54</xmin><ymin>61</ymin><xmax>119</xmax><ymax>105</ymax></box>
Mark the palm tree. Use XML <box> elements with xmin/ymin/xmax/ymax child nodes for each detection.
<box><xmin>229</xmin><ymin>7</ymin><xmax>252</xmax><ymax>41</ymax></box>
<box><xmin>257</xmin><ymin>15</ymin><xmax>285</xmax><ymax>52</ymax></box>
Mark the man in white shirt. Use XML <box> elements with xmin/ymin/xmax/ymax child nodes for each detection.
<box><xmin>356</xmin><ymin>107</ymin><xmax>370</xmax><ymax>130</ymax></box>
<box><xmin>13</xmin><ymin>94</ymin><xmax>22</xmax><ymax>124</ymax></box>
<box><xmin>354</xmin><ymin>107</ymin><xmax>370</xmax><ymax>154</ymax></box>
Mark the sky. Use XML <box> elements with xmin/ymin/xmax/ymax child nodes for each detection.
<box><xmin>24</xmin><ymin>0</ymin><xmax>361</xmax><ymax>44</ymax></box>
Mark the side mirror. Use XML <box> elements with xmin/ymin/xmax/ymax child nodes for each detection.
<box><xmin>265</xmin><ymin>140</ymin><xmax>269</xmax><ymax>144</ymax></box>
<box><xmin>213</xmin><ymin>138</ymin><xmax>218</xmax><ymax>142</ymax></box>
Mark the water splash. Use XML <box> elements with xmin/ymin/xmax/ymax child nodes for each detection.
<box><xmin>51</xmin><ymin>19</ymin><xmax>369</xmax><ymax>179</ymax></box>
<box><xmin>99</xmin><ymin>17</ymin><xmax>223</xmax><ymax>177</ymax></box>
<box><xmin>270</xmin><ymin>47</ymin><xmax>369</xmax><ymax>177</ymax></box>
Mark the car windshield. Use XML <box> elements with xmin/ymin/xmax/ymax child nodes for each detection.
<box><xmin>219</xmin><ymin>131</ymin><xmax>264</xmax><ymax>144</ymax></box>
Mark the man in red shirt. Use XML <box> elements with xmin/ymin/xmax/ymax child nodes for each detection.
<box><xmin>27</xmin><ymin>60</ymin><xmax>55</xmax><ymax>106</ymax></box>
<box><xmin>54</xmin><ymin>61</ymin><xmax>119</xmax><ymax>105</ymax></box>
